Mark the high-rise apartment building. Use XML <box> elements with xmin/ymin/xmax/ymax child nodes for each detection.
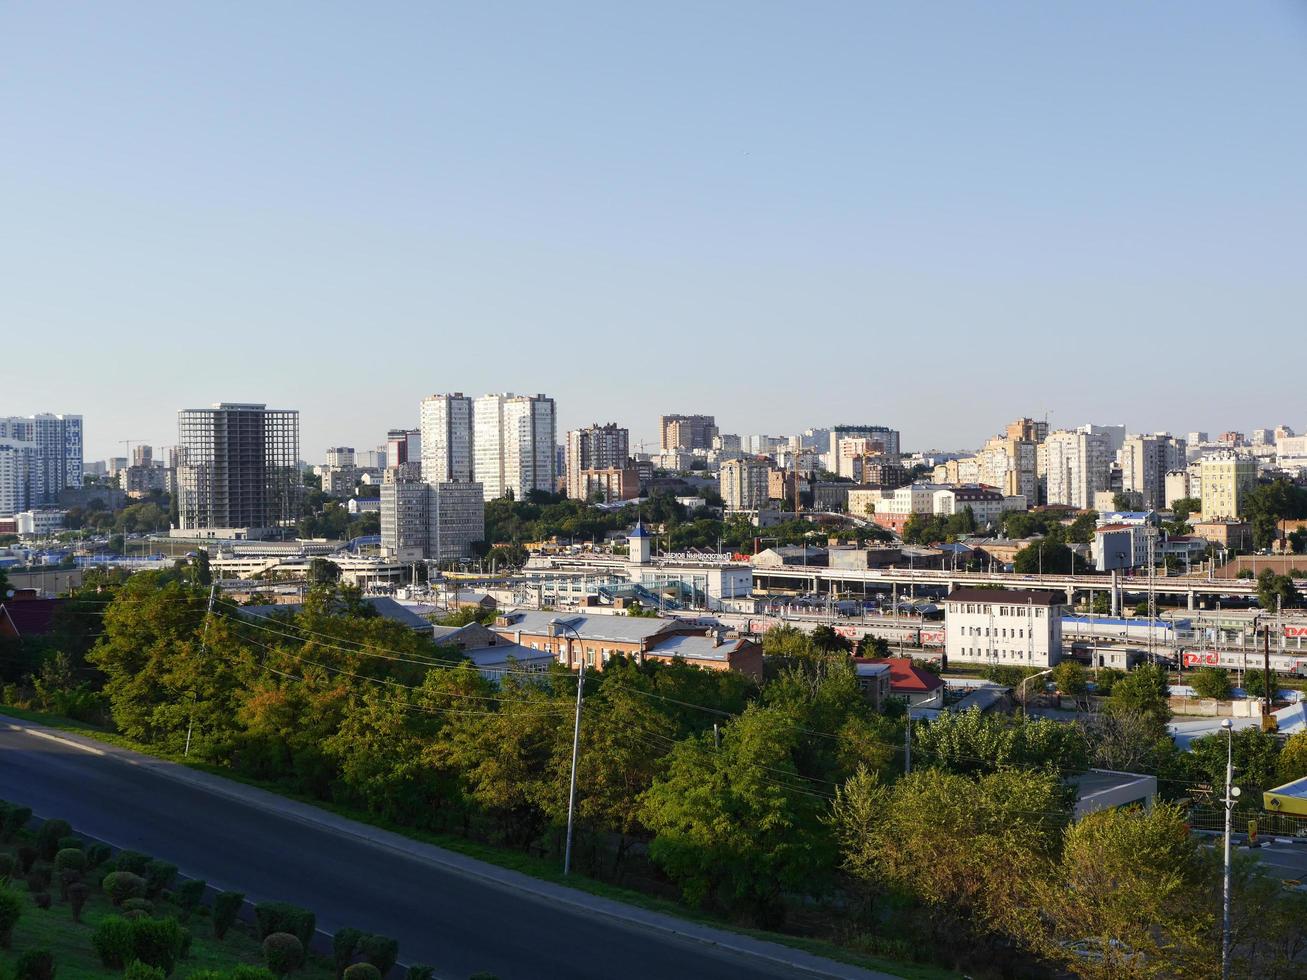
<box><xmin>1200</xmin><ymin>450</ymin><xmax>1257</xmax><ymax>519</ymax></box>
<box><xmin>1119</xmin><ymin>434</ymin><xmax>1187</xmax><ymax>510</ymax></box>
<box><xmin>659</xmin><ymin>414</ymin><xmax>717</xmax><ymax>452</ymax></box>
<box><xmin>828</xmin><ymin>425</ymin><xmax>900</xmax><ymax>467</ymax></box>
<box><xmin>419</xmin><ymin>394</ymin><xmax>473</xmax><ymax>483</ymax></box>
<box><xmin>0</xmin><ymin>414</ymin><xmax>83</xmax><ymax>514</ymax></box>
<box><xmin>473</xmin><ymin>394</ymin><xmax>556</xmax><ymax>501</ymax></box>
<box><xmin>1042</xmin><ymin>429</ymin><xmax>1113</xmax><ymax>509</ymax></box>
<box><xmin>565</xmin><ymin>423</ymin><xmax>630</xmax><ymax>499</ymax></box>
<box><xmin>174</xmin><ymin>403</ymin><xmax>301</xmax><ymax>538</ymax></box>
<box><xmin>720</xmin><ymin>458</ymin><xmax>771</xmax><ymax>510</ymax></box>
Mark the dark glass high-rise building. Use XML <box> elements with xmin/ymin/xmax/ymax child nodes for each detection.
<box><xmin>175</xmin><ymin>403</ymin><xmax>300</xmax><ymax>538</ymax></box>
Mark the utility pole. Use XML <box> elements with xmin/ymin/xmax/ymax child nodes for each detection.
<box><xmin>903</xmin><ymin>711</ymin><xmax>912</xmax><ymax>774</ymax></box>
<box><xmin>184</xmin><ymin>582</ymin><xmax>217</xmax><ymax>757</ymax></box>
<box><xmin>563</xmin><ymin>628</ymin><xmax>587</xmax><ymax>877</ymax></box>
<box><xmin>1220</xmin><ymin>717</ymin><xmax>1239</xmax><ymax>980</ymax></box>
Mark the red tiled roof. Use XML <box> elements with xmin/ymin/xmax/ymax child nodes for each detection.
<box><xmin>0</xmin><ymin>599</ymin><xmax>62</xmax><ymax>638</ymax></box>
<box><xmin>853</xmin><ymin>656</ymin><xmax>944</xmax><ymax>693</ymax></box>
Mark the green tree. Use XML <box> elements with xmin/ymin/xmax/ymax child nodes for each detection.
<box><xmin>1256</xmin><ymin>569</ymin><xmax>1298</xmax><ymax>611</ymax></box>
<box><xmin>1277</xmin><ymin>731</ymin><xmax>1307</xmax><ymax>783</ymax></box>
<box><xmin>1051</xmin><ymin>660</ymin><xmax>1089</xmax><ymax>707</ymax></box>
<box><xmin>1106</xmin><ymin>664</ymin><xmax>1171</xmax><ymax>741</ymax></box>
<box><xmin>1013</xmin><ymin>539</ymin><xmax>1079</xmax><ymax>574</ymax></box>
<box><xmin>809</xmin><ymin>625</ymin><xmax>851</xmax><ymax>654</ymax></box>
<box><xmin>309</xmin><ymin>558</ymin><xmax>341</xmax><ymax>585</ymax></box>
<box><xmin>831</xmin><ymin>766</ymin><xmax>1067</xmax><ymax>949</ymax></box>
<box><xmin>1171</xmin><ymin>497</ymin><xmax>1202</xmax><ymax>523</ymax></box>
<box><xmin>1189</xmin><ymin>666</ymin><xmax>1232</xmax><ymax>700</ymax></box>
<box><xmin>1242</xmin><ymin>667</ymin><xmax>1279</xmax><ymax>700</ymax></box>
<box><xmin>195</xmin><ymin>549</ymin><xmax>212</xmax><ymax>586</ymax></box>
<box><xmin>1066</xmin><ymin>510</ymin><xmax>1099</xmax><ymax>544</ymax></box>
<box><xmin>913</xmin><ymin>708</ymin><xmax>1088</xmax><ymax>776</ymax></box>
<box><xmin>855</xmin><ymin>634</ymin><xmax>890</xmax><ymax>658</ymax></box>
<box><xmin>640</xmin><ymin>705</ymin><xmax>835</xmax><ymax>926</ymax></box>
<box><xmin>1189</xmin><ymin>727</ymin><xmax>1281</xmax><ymax>807</ymax></box>
<box><xmin>1031</xmin><ymin>802</ymin><xmax>1210</xmax><ymax>978</ymax></box>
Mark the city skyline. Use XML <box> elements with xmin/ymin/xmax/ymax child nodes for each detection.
<box><xmin>35</xmin><ymin>400</ymin><xmax>1307</xmax><ymax>467</ymax></box>
<box><xmin>3</xmin><ymin>2</ymin><xmax>1305</xmax><ymax>460</ymax></box>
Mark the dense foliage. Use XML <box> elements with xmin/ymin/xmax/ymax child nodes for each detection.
<box><xmin>9</xmin><ymin>574</ymin><xmax>1307</xmax><ymax>975</ymax></box>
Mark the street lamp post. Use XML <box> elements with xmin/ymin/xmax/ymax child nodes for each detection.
<box><xmin>553</xmin><ymin>619</ymin><xmax>587</xmax><ymax>877</ymax></box>
<box><xmin>1220</xmin><ymin>717</ymin><xmax>1240</xmax><ymax>980</ymax></box>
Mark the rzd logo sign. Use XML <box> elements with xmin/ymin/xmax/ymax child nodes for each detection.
<box><xmin>1183</xmin><ymin>651</ymin><xmax>1220</xmax><ymax>667</ymax></box>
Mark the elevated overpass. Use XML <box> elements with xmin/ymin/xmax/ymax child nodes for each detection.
<box><xmin>752</xmin><ymin>564</ymin><xmax>1259</xmax><ymax>611</ymax></box>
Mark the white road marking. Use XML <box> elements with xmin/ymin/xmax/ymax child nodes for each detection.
<box><xmin>7</xmin><ymin>725</ymin><xmax>105</xmax><ymax>756</ymax></box>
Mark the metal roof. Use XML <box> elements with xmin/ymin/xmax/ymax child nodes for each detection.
<box><xmin>491</xmin><ymin>610</ymin><xmax>684</xmax><ymax>644</ymax></box>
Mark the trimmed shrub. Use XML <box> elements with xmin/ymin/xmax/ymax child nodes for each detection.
<box><xmin>103</xmin><ymin>871</ymin><xmax>147</xmax><ymax>906</ymax></box>
<box><xmin>14</xmin><ymin>948</ymin><xmax>54</xmax><ymax>980</ymax></box>
<box><xmin>58</xmin><ymin>868</ymin><xmax>82</xmax><ymax>901</ymax></box>
<box><xmin>130</xmin><ymin>916</ymin><xmax>186</xmax><ymax>975</ymax></box>
<box><xmin>2</xmin><ymin>805</ymin><xmax>31</xmax><ymax>841</ymax></box>
<box><xmin>254</xmin><ymin>901</ymin><xmax>315</xmax><ymax>947</ymax></box>
<box><xmin>342</xmin><ymin>966</ymin><xmax>382</xmax><ymax>980</ymax></box>
<box><xmin>0</xmin><ymin>888</ymin><xmax>21</xmax><ymax>947</ymax></box>
<box><xmin>16</xmin><ymin>845</ymin><xmax>37</xmax><ymax>874</ymax></box>
<box><xmin>85</xmin><ymin>842</ymin><xmax>112</xmax><ymax>868</ymax></box>
<box><xmin>405</xmin><ymin>966</ymin><xmax>435</xmax><ymax>980</ymax></box>
<box><xmin>229</xmin><ymin>968</ymin><xmax>277</xmax><ymax>980</ymax></box>
<box><xmin>35</xmin><ymin>819</ymin><xmax>72</xmax><ymax>860</ymax></box>
<box><xmin>31</xmin><ymin>891</ymin><xmax>51</xmax><ymax>910</ymax></box>
<box><xmin>144</xmin><ymin>860</ymin><xmax>177</xmax><ymax>898</ymax></box>
<box><xmin>57</xmin><ymin>835</ymin><xmax>82</xmax><ymax>852</ymax></box>
<box><xmin>124</xmin><ymin>962</ymin><xmax>166</xmax><ymax>980</ymax></box>
<box><xmin>264</xmin><ymin>932</ymin><xmax>305</xmax><ymax>976</ymax></box>
<box><xmin>123</xmin><ymin>897</ymin><xmax>155</xmax><ymax>915</ymax></box>
<box><xmin>54</xmin><ymin>848</ymin><xmax>87</xmax><ymax>873</ymax></box>
<box><xmin>333</xmin><ymin>927</ymin><xmax>363</xmax><ymax>978</ymax></box>
<box><xmin>174</xmin><ymin>879</ymin><xmax>206</xmax><ymax>917</ymax></box>
<box><xmin>69</xmin><ymin>881</ymin><xmax>89</xmax><ymax>922</ymax></box>
<box><xmin>93</xmin><ymin>916</ymin><xmax>135</xmax><ymax>968</ymax></box>
<box><xmin>114</xmin><ymin>850</ymin><xmax>150</xmax><ymax>875</ymax></box>
<box><xmin>213</xmin><ymin>890</ymin><xmax>244</xmax><ymax>940</ymax></box>
<box><xmin>360</xmin><ymin>934</ymin><xmax>399</xmax><ymax>975</ymax></box>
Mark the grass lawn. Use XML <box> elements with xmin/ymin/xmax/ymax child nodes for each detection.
<box><xmin>0</xmin><ymin>704</ymin><xmax>958</xmax><ymax>980</ymax></box>
<box><xmin>0</xmin><ymin>845</ymin><xmax>335</xmax><ymax>979</ymax></box>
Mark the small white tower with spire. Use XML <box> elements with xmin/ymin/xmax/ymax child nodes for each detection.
<box><xmin>628</xmin><ymin>520</ymin><xmax>651</xmax><ymax>565</ymax></box>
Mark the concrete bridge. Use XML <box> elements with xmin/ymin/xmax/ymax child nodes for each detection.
<box><xmin>752</xmin><ymin>564</ymin><xmax>1259</xmax><ymax>612</ymax></box>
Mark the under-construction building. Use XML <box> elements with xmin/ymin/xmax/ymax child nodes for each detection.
<box><xmin>174</xmin><ymin>403</ymin><xmax>301</xmax><ymax>539</ymax></box>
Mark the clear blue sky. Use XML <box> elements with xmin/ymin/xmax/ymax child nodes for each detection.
<box><xmin>3</xmin><ymin>2</ymin><xmax>1305</xmax><ymax>461</ymax></box>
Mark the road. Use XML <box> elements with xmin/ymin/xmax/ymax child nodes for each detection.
<box><xmin>0</xmin><ymin>722</ymin><xmax>890</xmax><ymax>980</ymax></box>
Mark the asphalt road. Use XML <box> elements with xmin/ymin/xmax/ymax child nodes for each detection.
<box><xmin>0</xmin><ymin>723</ymin><xmax>884</xmax><ymax>980</ymax></box>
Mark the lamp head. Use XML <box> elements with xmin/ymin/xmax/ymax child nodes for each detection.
<box><xmin>1220</xmin><ymin>718</ymin><xmax>1233</xmax><ymax>730</ymax></box>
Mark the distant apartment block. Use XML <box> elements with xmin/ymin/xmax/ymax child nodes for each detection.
<box><xmin>174</xmin><ymin>403</ymin><xmax>301</xmax><ymax>539</ymax></box>
<box><xmin>720</xmin><ymin>458</ymin><xmax>771</xmax><ymax>510</ymax></box>
<box><xmin>419</xmin><ymin>394</ymin><xmax>474</xmax><ymax>483</ymax></box>
<box><xmin>828</xmin><ymin>425</ymin><xmax>900</xmax><ymax>468</ymax></box>
<box><xmin>474</xmin><ymin>394</ymin><xmax>556</xmax><ymax>501</ymax></box>
<box><xmin>1042</xmin><ymin>429</ymin><xmax>1113</xmax><ymax>510</ymax></box>
<box><xmin>1119</xmin><ymin>433</ymin><xmax>1186</xmax><ymax>511</ymax></box>
<box><xmin>566</xmin><ymin>423</ymin><xmax>630</xmax><ymax>499</ymax></box>
<box><xmin>1200</xmin><ymin>450</ymin><xmax>1256</xmax><ymax>519</ymax></box>
<box><xmin>659</xmin><ymin>414</ymin><xmax>717</xmax><ymax>452</ymax></box>
<box><xmin>0</xmin><ymin>414</ymin><xmax>83</xmax><ymax>516</ymax></box>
